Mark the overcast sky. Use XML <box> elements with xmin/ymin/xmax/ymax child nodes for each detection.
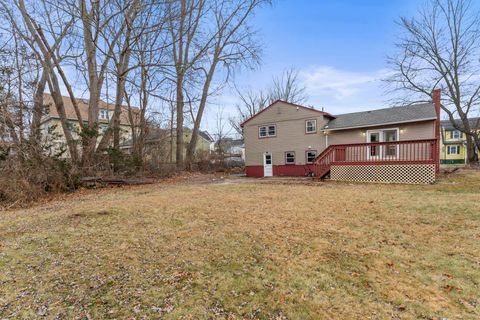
<box><xmin>202</xmin><ymin>0</ymin><xmax>423</xmax><ymax>134</ymax></box>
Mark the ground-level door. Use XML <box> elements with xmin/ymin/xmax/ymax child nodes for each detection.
<box><xmin>263</xmin><ymin>152</ymin><xmax>273</xmax><ymax>177</ymax></box>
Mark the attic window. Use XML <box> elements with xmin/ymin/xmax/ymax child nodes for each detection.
<box><xmin>451</xmin><ymin>130</ymin><xmax>461</xmax><ymax>139</ymax></box>
<box><xmin>99</xmin><ymin>109</ymin><xmax>109</xmax><ymax>120</ymax></box>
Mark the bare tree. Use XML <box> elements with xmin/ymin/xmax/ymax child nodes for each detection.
<box><xmin>230</xmin><ymin>67</ymin><xmax>308</xmax><ymax>135</ymax></box>
<box><xmin>0</xmin><ymin>0</ymin><xmax>82</xmax><ymax>162</ymax></box>
<box><xmin>185</xmin><ymin>0</ymin><xmax>267</xmax><ymax>167</ymax></box>
<box><xmin>269</xmin><ymin>67</ymin><xmax>308</xmax><ymax>104</ymax></box>
<box><xmin>164</xmin><ymin>0</ymin><xmax>209</xmax><ymax>169</ymax></box>
<box><xmin>387</xmin><ymin>0</ymin><xmax>480</xmax><ymax>163</ymax></box>
<box><xmin>213</xmin><ymin>107</ymin><xmax>231</xmax><ymax>156</ymax></box>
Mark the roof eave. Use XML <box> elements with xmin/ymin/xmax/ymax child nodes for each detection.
<box><xmin>240</xmin><ymin>100</ymin><xmax>334</xmax><ymax>128</ymax></box>
<box><xmin>323</xmin><ymin>117</ymin><xmax>437</xmax><ymax>132</ymax></box>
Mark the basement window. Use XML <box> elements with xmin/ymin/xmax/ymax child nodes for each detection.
<box><xmin>285</xmin><ymin>151</ymin><xmax>295</xmax><ymax>164</ymax></box>
<box><xmin>306</xmin><ymin>150</ymin><xmax>317</xmax><ymax>163</ymax></box>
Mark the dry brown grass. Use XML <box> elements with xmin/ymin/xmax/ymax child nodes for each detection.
<box><xmin>1</xmin><ymin>170</ymin><xmax>479</xmax><ymax>319</ymax></box>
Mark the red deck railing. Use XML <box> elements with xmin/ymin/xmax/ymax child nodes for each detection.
<box><xmin>313</xmin><ymin>139</ymin><xmax>438</xmax><ymax>179</ymax></box>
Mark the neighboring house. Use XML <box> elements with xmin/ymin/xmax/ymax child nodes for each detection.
<box><xmin>40</xmin><ymin>94</ymin><xmax>139</xmax><ymax>156</ymax></box>
<box><xmin>120</xmin><ymin>127</ymin><xmax>214</xmax><ymax>163</ymax></box>
<box><xmin>216</xmin><ymin>138</ymin><xmax>245</xmax><ymax>157</ymax></box>
<box><xmin>241</xmin><ymin>89</ymin><xmax>441</xmax><ymax>184</ymax></box>
<box><xmin>215</xmin><ymin>137</ymin><xmax>245</xmax><ymax>167</ymax></box>
<box><xmin>198</xmin><ymin>130</ymin><xmax>215</xmax><ymax>154</ymax></box>
<box><xmin>440</xmin><ymin>117</ymin><xmax>480</xmax><ymax>165</ymax></box>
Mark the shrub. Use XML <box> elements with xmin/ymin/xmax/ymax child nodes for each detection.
<box><xmin>0</xmin><ymin>143</ymin><xmax>78</xmax><ymax>207</ymax></box>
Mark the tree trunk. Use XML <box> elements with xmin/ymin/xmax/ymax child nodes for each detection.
<box><xmin>186</xmin><ymin>63</ymin><xmax>217</xmax><ymax>169</ymax></box>
<box><xmin>175</xmin><ymin>76</ymin><xmax>185</xmax><ymax>169</ymax></box>
<box><xmin>30</xmin><ymin>70</ymin><xmax>47</xmax><ymax>143</ymax></box>
<box><xmin>46</xmin><ymin>79</ymin><xmax>79</xmax><ymax>164</ymax></box>
<box><xmin>466</xmin><ymin>135</ymin><xmax>478</xmax><ymax>164</ymax></box>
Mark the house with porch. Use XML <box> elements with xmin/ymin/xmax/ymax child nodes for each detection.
<box><xmin>241</xmin><ymin>90</ymin><xmax>441</xmax><ymax>184</ymax></box>
<box><xmin>440</xmin><ymin>117</ymin><xmax>479</xmax><ymax>165</ymax></box>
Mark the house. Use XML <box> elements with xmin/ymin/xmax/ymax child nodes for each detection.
<box><xmin>215</xmin><ymin>137</ymin><xmax>245</xmax><ymax>167</ymax></box>
<box><xmin>440</xmin><ymin>117</ymin><xmax>480</xmax><ymax>165</ymax></box>
<box><xmin>216</xmin><ymin>137</ymin><xmax>245</xmax><ymax>157</ymax></box>
<box><xmin>241</xmin><ymin>89</ymin><xmax>441</xmax><ymax>184</ymax></box>
<box><xmin>120</xmin><ymin>127</ymin><xmax>214</xmax><ymax>163</ymax></box>
<box><xmin>40</xmin><ymin>94</ymin><xmax>139</xmax><ymax>156</ymax></box>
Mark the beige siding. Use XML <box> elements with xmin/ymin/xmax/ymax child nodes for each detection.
<box><xmin>327</xmin><ymin>121</ymin><xmax>435</xmax><ymax>145</ymax></box>
<box><xmin>243</xmin><ymin>102</ymin><xmax>329</xmax><ymax>166</ymax></box>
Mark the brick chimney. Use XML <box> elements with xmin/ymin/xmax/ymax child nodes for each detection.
<box><xmin>432</xmin><ymin>89</ymin><xmax>441</xmax><ymax>172</ymax></box>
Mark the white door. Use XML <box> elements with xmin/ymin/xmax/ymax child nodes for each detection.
<box><xmin>367</xmin><ymin>129</ymin><xmax>399</xmax><ymax>160</ymax></box>
<box><xmin>263</xmin><ymin>152</ymin><xmax>273</xmax><ymax>177</ymax></box>
<box><xmin>367</xmin><ymin>131</ymin><xmax>381</xmax><ymax>159</ymax></box>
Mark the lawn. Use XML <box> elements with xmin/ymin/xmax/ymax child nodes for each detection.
<box><xmin>1</xmin><ymin>171</ymin><xmax>479</xmax><ymax>319</ymax></box>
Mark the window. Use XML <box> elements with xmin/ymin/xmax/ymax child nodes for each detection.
<box><xmin>268</xmin><ymin>125</ymin><xmax>276</xmax><ymax>136</ymax></box>
<box><xmin>265</xmin><ymin>153</ymin><xmax>272</xmax><ymax>165</ymax></box>
<box><xmin>99</xmin><ymin>124</ymin><xmax>108</xmax><ymax>134</ymax></box>
<box><xmin>285</xmin><ymin>151</ymin><xmax>295</xmax><ymax>164</ymax></box>
<box><xmin>99</xmin><ymin>109</ymin><xmax>109</xmax><ymax>120</ymax></box>
<box><xmin>451</xmin><ymin>130</ymin><xmax>462</xmax><ymax>139</ymax></box>
<box><xmin>259</xmin><ymin>124</ymin><xmax>276</xmax><ymax>138</ymax></box>
<box><xmin>305</xmin><ymin>119</ymin><xmax>317</xmax><ymax>134</ymax></box>
<box><xmin>43</xmin><ymin>104</ymin><xmax>50</xmax><ymax>115</ymax></box>
<box><xmin>306</xmin><ymin>150</ymin><xmax>317</xmax><ymax>163</ymax></box>
<box><xmin>447</xmin><ymin>145</ymin><xmax>461</xmax><ymax>155</ymax></box>
<box><xmin>66</xmin><ymin>121</ymin><xmax>76</xmax><ymax>132</ymax></box>
<box><xmin>259</xmin><ymin>126</ymin><xmax>267</xmax><ymax>137</ymax></box>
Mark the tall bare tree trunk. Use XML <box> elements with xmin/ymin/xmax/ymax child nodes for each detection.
<box><xmin>186</xmin><ymin>64</ymin><xmax>216</xmax><ymax>168</ymax></box>
<box><xmin>30</xmin><ymin>70</ymin><xmax>47</xmax><ymax>142</ymax></box>
<box><xmin>176</xmin><ymin>76</ymin><xmax>185</xmax><ymax>169</ymax></box>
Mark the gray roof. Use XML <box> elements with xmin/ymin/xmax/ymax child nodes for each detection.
<box><xmin>441</xmin><ymin>117</ymin><xmax>480</xmax><ymax>130</ymax></box>
<box><xmin>198</xmin><ymin>130</ymin><xmax>214</xmax><ymax>142</ymax></box>
<box><xmin>324</xmin><ymin>103</ymin><xmax>436</xmax><ymax>131</ymax></box>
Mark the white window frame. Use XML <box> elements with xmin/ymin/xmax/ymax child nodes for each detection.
<box><xmin>451</xmin><ymin>130</ymin><xmax>461</xmax><ymax>139</ymax></box>
<box><xmin>258</xmin><ymin>124</ymin><xmax>276</xmax><ymax>138</ymax></box>
<box><xmin>447</xmin><ymin>145</ymin><xmax>460</xmax><ymax>155</ymax></box>
<box><xmin>99</xmin><ymin>109</ymin><xmax>109</xmax><ymax>120</ymax></box>
<box><xmin>367</xmin><ymin>128</ymin><xmax>400</xmax><ymax>159</ymax></box>
<box><xmin>305</xmin><ymin>119</ymin><xmax>317</xmax><ymax>134</ymax></box>
<box><xmin>285</xmin><ymin>151</ymin><xmax>295</xmax><ymax>164</ymax></box>
<box><xmin>306</xmin><ymin>150</ymin><xmax>317</xmax><ymax>164</ymax></box>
